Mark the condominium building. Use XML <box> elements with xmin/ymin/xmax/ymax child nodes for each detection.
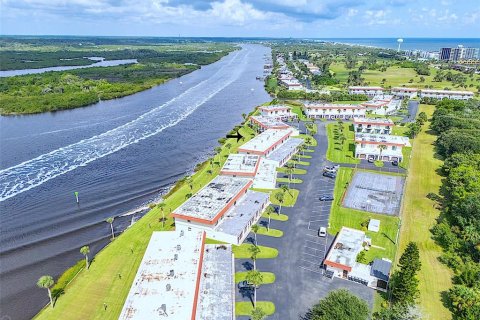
<box><xmin>354</xmin><ymin>133</ymin><xmax>411</xmax><ymax>162</ymax></box>
<box><xmin>257</xmin><ymin>105</ymin><xmax>296</xmax><ymax>120</ymax></box>
<box><xmin>440</xmin><ymin>46</ymin><xmax>480</xmax><ymax>62</ymax></box>
<box><xmin>119</xmin><ymin>230</ymin><xmax>235</xmax><ymax>320</ymax></box>
<box><xmin>238</xmin><ymin>129</ymin><xmax>292</xmax><ymax>156</ymax></box>
<box><xmin>249</xmin><ymin>115</ymin><xmax>291</xmax><ymax>132</ymax></box>
<box><xmin>353</xmin><ymin>117</ymin><xmax>394</xmax><ymax>135</ymax></box>
<box><xmin>419</xmin><ymin>89</ymin><xmax>474</xmax><ymax>100</ymax></box>
<box><xmin>220</xmin><ymin>154</ymin><xmax>261</xmax><ymax>177</ymax></box>
<box><xmin>391</xmin><ymin>87</ymin><xmax>418</xmax><ymax>98</ymax></box>
<box><xmin>348</xmin><ymin>86</ymin><xmax>384</xmax><ymax>97</ymax></box>
<box><xmin>304</xmin><ymin>103</ymin><xmax>366</xmax><ymax>119</ymax></box>
<box><xmin>361</xmin><ymin>96</ymin><xmax>401</xmax><ymax>115</ymax></box>
<box><xmin>172</xmin><ymin>176</ymin><xmax>269</xmax><ymax>245</ymax></box>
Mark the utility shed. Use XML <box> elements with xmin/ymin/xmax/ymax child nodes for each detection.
<box><xmin>368</xmin><ymin>219</ymin><xmax>380</xmax><ymax>232</ymax></box>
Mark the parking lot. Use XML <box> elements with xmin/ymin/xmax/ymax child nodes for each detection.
<box><xmin>235</xmin><ymin>122</ymin><xmax>374</xmax><ymax>319</ymax></box>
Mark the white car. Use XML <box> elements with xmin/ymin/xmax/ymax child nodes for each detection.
<box><xmin>319</xmin><ymin>227</ymin><xmax>327</xmax><ymax>237</ymax></box>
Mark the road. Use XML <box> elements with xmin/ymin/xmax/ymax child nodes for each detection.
<box><xmin>235</xmin><ymin>122</ymin><xmax>374</xmax><ymax>319</ymax></box>
<box><xmin>401</xmin><ymin>100</ymin><xmax>419</xmax><ymax>123</ymax></box>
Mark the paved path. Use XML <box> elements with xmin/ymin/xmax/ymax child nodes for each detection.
<box><xmin>235</xmin><ymin>122</ymin><xmax>374</xmax><ymax>319</ymax></box>
<box><xmin>401</xmin><ymin>100</ymin><xmax>419</xmax><ymax>123</ymax></box>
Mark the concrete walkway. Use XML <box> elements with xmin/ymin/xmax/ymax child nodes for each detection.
<box><xmin>235</xmin><ymin>122</ymin><xmax>374</xmax><ymax>319</ymax></box>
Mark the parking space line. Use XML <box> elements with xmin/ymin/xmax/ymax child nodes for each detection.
<box><xmin>302</xmin><ymin>251</ymin><xmax>320</xmax><ymax>258</ymax></box>
<box><xmin>298</xmin><ymin>265</ymin><xmax>323</xmax><ymax>274</ymax></box>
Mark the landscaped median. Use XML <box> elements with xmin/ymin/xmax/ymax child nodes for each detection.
<box><xmin>233</xmin><ymin>244</ymin><xmax>279</xmax><ymax>259</ymax></box>
<box><xmin>235</xmin><ymin>301</ymin><xmax>276</xmax><ymax>316</ymax></box>
<box><xmin>235</xmin><ymin>271</ymin><xmax>276</xmax><ymax>284</ymax></box>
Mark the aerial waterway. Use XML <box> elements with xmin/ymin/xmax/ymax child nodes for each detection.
<box><xmin>0</xmin><ymin>44</ymin><xmax>271</xmax><ymax>320</ymax></box>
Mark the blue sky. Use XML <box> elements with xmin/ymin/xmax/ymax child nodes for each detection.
<box><xmin>1</xmin><ymin>0</ymin><xmax>479</xmax><ymax>37</ymax></box>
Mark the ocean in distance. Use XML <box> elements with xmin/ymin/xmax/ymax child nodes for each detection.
<box><xmin>318</xmin><ymin>38</ymin><xmax>480</xmax><ymax>52</ymax></box>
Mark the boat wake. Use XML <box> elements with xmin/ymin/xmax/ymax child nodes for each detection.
<box><xmin>0</xmin><ymin>50</ymin><xmax>247</xmax><ymax>202</ymax></box>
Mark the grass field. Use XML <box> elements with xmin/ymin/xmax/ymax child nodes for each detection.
<box><xmin>330</xmin><ymin>62</ymin><xmax>479</xmax><ymax>91</ymax></box>
<box><xmin>235</xmin><ymin>301</ymin><xmax>276</xmax><ymax>316</ymax></box>
<box><xmin>235</xmin><ymin>272</ymin><xmax>276</xmax><ymax>284</ymax></box>
<box><xmin>328</xmin><ymin>167</ymin><xmax>399</xmax><ymax>263</ymax></box>
<box><xmin>326</xmin><ymin>122</ymin><xmax>360</xmax><ymax>164</ymax></box>
<box><xmin>396</xmin><ymin>104</ymin><xmax>453</xmax><ymax>320</ymax></box>
<box><xmin>34</xmin><ymin>125</ymin><xmax>257</xmax><ymax>320</ymax></box>
<box><xmin>232</xmin><ymin>244</ymin><xmax>279</xmax><ymax>259</ymax></box>
<box><xmin>262</xmin><ymin>212</ymin><xmax>289</xmax><ymax>221</ymax></box>
<box><xmin>256</xmin><ymin>227</ymin><xmax>284</xmax><ymax>238</ymax></box>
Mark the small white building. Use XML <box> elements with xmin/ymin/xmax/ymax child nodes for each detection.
<box><xmin>257</xmin><ymin>105</ymin><xmax>296</xmax><ymax>120</ymax></box>
<box><xmin>172</xmin><ymin>176</ymin><xmax>269</xmax><ymax>245</ymax></box>
<box><xmin>348</xmin><ymin>86</ymin><xmax>384</xmax><ymax>97</ymax></box>
<box><xmin>353</xmin><ymin>117</ymin><xmax>394</xmax><ymax>135</ymax></box>
<box><xmin>220</xmin><ymin>154</ymin><xmax>260</xmax><ymax>177</ymax></box>
<box><xmin>323</xmin><ymin>227</ymin><xmax>391</xmax><ymax>291</ymax></box>
<box><xmin>304</xmin><ymin>103</ymin><xmax>366</xmax><ymax>120</ymax></box>
<box><xmin>419</xmin><ymin>89</ymin><xmax>474</xmax><ymax>100</ymax></box>
<box><xmin>280</xmin><ymin>79</ymin><xmax>304</xmax><ymax>91</ymax></box>
<box><xmin>118</xmin><ymin>230</ymin><xmax>235</xmax><ymax>320</ymax></box>
<box><xmin>391</xmin><ymin>87</ymin><xmax>418</xmax><ymax>98</ymax></box>
<box><xmin>355</xmin><ymin>133</ymin><xmax>411</xmax><ymax>162</ymax></box>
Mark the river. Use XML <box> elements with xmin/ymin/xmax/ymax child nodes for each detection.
<box><xmin>0</xmin><ymin>58</ymin><xmax>138</xmax><ymax>77</ymax></box>
<box><xmin>0</xmin><ymin>44</ymin><xmax>271</xmax><ymax>320</ymax></box>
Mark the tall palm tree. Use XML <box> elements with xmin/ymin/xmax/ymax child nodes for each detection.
<box><xmin>246</xmin><ymin>270</ymin><xmax>264</xmax><ymax>308</ymax></box>
<box><xmin>275</xmin><ymin>191</ymin><xmax>284</xmax><ymax>215</ymax></box>
<box><xmin>80</xmin><ymin>245</ymin><xmax>90</xmax><ymax>269</ymax></box>
<box><xmin>105</xmin><ymin>217</ymin><xmax>115</xmax><ymax>240</ymax></box>
<box><xmin>281</xmin><ymin>184</ymin><xmax>291</xmax><ymax>197</ymax></box>
<box><xmin>37</xmin><ymin>275</ymin><xmax>55</xmax><ymax>308</ymax></box>
<box><xmin>265</xmin><ymin>206</ymin><xmax>274</xmax><ymax>231</ymax></box>
<box><xmin>251</xmin><ymin>224</ymin><xmax>260</xmax><ymax>246</ymax></box>
<box><xmin>157</xmin><ymin>202</ymin><xmax>167</xmax><ymax>228</ymax></box>
<box><xmin>378</xmin><ymin>144</ymin><xmax>387</xmax><ymax>161</ymax></box>
<box><xmin>248</xmin><ymin>245</ymin><xmax>261</xmax><ymax>270</ymax></box>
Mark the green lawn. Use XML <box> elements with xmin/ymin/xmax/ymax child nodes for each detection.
<box><xmin>232</xmin><ymin>244</ymin><xmax>279</xmax><ymax>259</ymax></box>
<box><xmin>296</xmin><ymin>134</ymin><xmax>318</xmax><ymax>147</ymax></box>
<box><xmin>374</xmin><ymin>160</ymin><xmax>384</xmax><ymax>167</ymax></box>
<box><xmin>256</xmin><ymin>227</ymin><xmax>284</xmax><ymax>238</ymax></box>
<box><xmin>328</xmin><ymin>167</ymin><xmax>399</xmax><ymax>263</ymax></box>
<box><xmin>235</xmin><ymin>272</ymin><xmax>276</xmax><ymax>284</ymax></box>
<box><xmin>277</xmin><ymin>167</ymin><xmax>307</xmax><ymax>175</ymax></box>
<box><xmin>34</xmin><ymin>123</ymin><xmax>258</xmax><ymax>320</ymax></box>
<box><xmin>326</xmin><ymin>122</ymin><xmax>360</xmax><ymax>164</ymax></box>
<box><xmin>277</xmin><ymin>177</ymin><xmax>303</xmax><ymax>184</ymax></box>
<box><xmin>396</xmin><ymin>104</ymin><xmax>453</xmax><ymax>319</ymax></box>
<box><xmin>235</xmin><ymin>301</ymin><xmax>275</xmax><ymax>316</ymax></box>
<box><xmin>262</xmin><ymin>212</ymin><xmax>289</xmax><ymax>221</ymax></box>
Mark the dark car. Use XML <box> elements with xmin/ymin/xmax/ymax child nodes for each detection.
<box><xmin>237</xmin><ymin>280</ymin><xmax>253</xmax><ymax>290</ymax></box>
<box><xmin>319</xmin><ymin>195</ymin><xmax>334</xmax><ymax>201</ymax></box>
<box><xmin>322</xmin><ymin>171</ymin><xmax>336</xmax><ymax>179</ymax></box>
<box><xmin>392</xmin><ymin>160</ymin><xmax>399</xmax><ymax>166</ymax></box>
<box><xmin>367</xmin><ymin>157</ymin><xmax>375</xmax><ymax>163</ymax></box>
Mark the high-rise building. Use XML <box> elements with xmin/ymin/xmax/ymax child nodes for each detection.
<box><xmin>439</xmin><ymin>46</ymin><xmax>480</xmax><ymax>61</ymax></box>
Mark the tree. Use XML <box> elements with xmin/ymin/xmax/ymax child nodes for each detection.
<box><xmin>265</xmin><ymin>206</ymin><xmax>275</xmax><ymax>231</ymax></box>
<box><xmin>251</xmin><ymin>307</ymin><xmax>267</xmax><ymax>320</ymax></box>
<box><xmin>248</xmin><ymin>245</ymin><xmax>261</xmax><ymax>270</ymax></box>
<box><xmin>246</xmin><ymin>270</ymin><xmax>264</xmax><ymax>308</ymax></box>
<box><xmin>390</xmin><ymin>242</ymin><xmax>421</xmax><ymax>305</ymax></box>
<box><xmin>251</xmin><ymin>224</ymin><xmax>260</xmax><ymax>246</ymax></box>
<box><xmin>275</xmin><ymin>191</ymin><xmax>285</xmax><ymax>215</ymax></box>
<box><xmin>105</xmin><ymin>217</ymin><xmax>115</xmax><ymax>240</ymax></box>
<box><xmin>80</xmin><ymin>245</ymin><xmax>90</xmax><ymax>269</ymax></box>
<box><xmin>417</xmin><ymin>112</ymin><xmax>428</xmax><ymax>124</ymax></box>
<box><xmin>281</xmin><ymin>184</ymin><xmax>292</xmax><ymax>197</ymax></box>
<box><xmin>308</xmin><ymin>289</ymin><xmax>369</xmax><ymax>320</ymax></box>
<box><xmin>378</xmin><ymin>144</ymin><xmax>387</xmax><ymax>160</ymax></box>
<box><xmin>447</xmin><ymin>285</ymin><xmax>480</xmax><ymax>320</ymax></box>
<box><xmin>157</xmin><ymin>202</ymin><xmax>167</xmax><ymax>228</ymax></box>
<box><xmin>37</xmin><ymin>275</ymin><xmax>55</xmax><ymax>308</ymax></box>
<box><xmin>373</xmin><ymin>304</ymin><xmax>419</xmax><ymax>320</ymax></box>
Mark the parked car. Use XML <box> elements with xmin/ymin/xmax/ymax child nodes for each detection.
<box><xmin>237</xmin><ymin>280</ymin><xmax>253</xmax><ymax>290</ymax></box>
<box><xmin>367</xmin><ymin>157</ymin><xmax>375</xmax><ymax>163</ymax></box>
<box><xmin>392</xmin><ymin>160</ymin><xmax>399</xmax><ymax>166</ymax></box>
<box><xmin>319</xmin><ymin>227</ymin><xmax>327</xmax><ymax>237</ymax></box>
<box><xmin>322</xmin><ymin>171</ymin><xmax>336</xmax><ymax>178</ymax></box>
<box><xmin>324</xmin><ymin>165</ymin><xmax>340</xmax><ymax>173</ymax></box>
<box><xmin>319</xmin><ymin>195</ymin><xmax>334</xmax><ymax>201</ymax></box>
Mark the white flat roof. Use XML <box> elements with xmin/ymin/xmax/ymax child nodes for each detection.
<box><xmin>267</xmin><ymin>137</ymin><xmax>303</xmax><ymax>163</ymax></box>
<box><xmin>250</xmin><ymin>116</ymin><xmax>290</xmax><ymax>129</ymax></box>
<box><xmin>353</xmin><ymin>117</ymin><xmax>394</xmax><ymax>126</ymax></box>
<box><xmin>196</xmin><ymin>244</ymin><xmax>234</xmax><ymax>320</ymax></box>
<box><xmin>349</xmin><ymin>86</ymin><xmax>384</xmax><ymax>90</ymax></box>
<box><xmin>421</xmin><ymin>89</ymin><xmax>474</xmax><ymax>95</ymax></box>
<box><xmin>238</xmin><ymin>129</ymin><xmax>291</xmax><ymax>154</ymax></box>
<box><xmin>368</xmin><ymin>219</ymin><xmax>380</xmax><ymax>232</ymax></box>
<box><xmin>215</xmin><ymin>190</ymin><xmax>269</xmax><ymax>237</ymax></box>
<box><xmin>220</xmin><ymin>154</ymin><xmax>260</xmax><ymax>176</ymax></box>
<box><xmin>258</xmin><ymin>105</ymin><xmax>291</xmax><ymax>111</ymax></box>
<box><xmin>118</xmin><ymin>231</ymin><xmax>205</xmax><ymax>320</ymax></box>
<box><xmin>305</xmin><ymin>103</ymin><xmax>365</xmax><ymax>110</ymax></box>
<box><xmin>252</xmin><ymin>158</ymin><xmax>278</xmax><ymax>189</ymax></box>
<box><xmin>325</xmin><ymin>227</ymin><xmax>366</xmax><ymax>269</ymax></box>
<box><xmin>392</xmin><ymin>87</ymin><xmax>418</xmax><ymax>92</ymax></box>
<box><xmin>173</xmin><ymin>176</ymin><xmax>252</xmax><ymax>223</ymax></box>
<box><xmin>355</xmin><ymin>133</ymin><xmax>411</xmax><ymax>147</ymax></box>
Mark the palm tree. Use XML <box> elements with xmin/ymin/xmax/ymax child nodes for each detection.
<box><xmin>378</xmin><ymin>144</ymin><xmax>387</xmax><ymax>161</ymax></box>
<box><xmin>275</xmin><ymin>191</ymin><xmax>284</xmax><ymax>215</ymax></box>
<box><xmin>265</xmin><ymin>206</ymin><xmax>274</xmax><ymax>231</ymax></box>
<box><xmin>305</xmin><ymin>137</ymin><xmax>312</xmax><ymax>146</ymax></box>
<box><xmin>248</xmin><ymin>245</ymin><xmax>261</xmax><ymax>270</ymax></box>
<box><xmin>105</xmin><ymin>217</ymin><xmax>115</xmax><ymax>240</ymax></box>
<box><xmin>80</xmin><ymin>245</ymin><xmax>90</xmax><ymax>269</ymax></box>
<box><xmin>251</xmin><ymin>224</ymin><xmax>260</xmax><ymax>246</ymax></box>
<box><xmin>37</xmin><ymin>275</ymin><xmax>55</xmax><ymax>308</ymax></box>
<box><xmin>157</xmin><ymin>202</ymin><xmax>167</xmax><ymax>228</ymax></box>
<box><xmin>281</xmin><ymin>184</ymin><xmax>291</xmax><ymax>197</ymax></box>
<box><xmin>246</xmin><ymin>270</ymin><xmax>264</xmax><ymax>308</ymax></box>
<box><xmin>214</xmin><ymin>147</ymin><xmax>222</xmax><ymax>160</ymax></box>
<box><xmin>251</xmin><ymin>307</ymin><xmax>267</xmax><ymax>320</ymax></box>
